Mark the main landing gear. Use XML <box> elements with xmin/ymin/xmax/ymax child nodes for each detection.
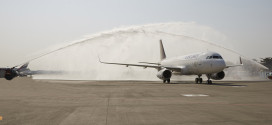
<box><xmin>195</xmin><ymin>75</ymin><xmax>203</xmax><ymax>84</ymax></box>
<box><xmin>163</xmin><ymin>79</ymin><xmax>171</xmax><ymax>83</ymax></box>
<box><xmin>207</xmin><ymin>79</ymin><xmax>212</xmax><ymax>84</ymax></box>
<box><xmin>195</xmin><ymin>74</ymin><xmax>213</xmax><ymax>84</ymax></box>
<box><xmin>206</xmin><ymin>74</ymin><xmax>213</xmax><ymax>84</ymax></box>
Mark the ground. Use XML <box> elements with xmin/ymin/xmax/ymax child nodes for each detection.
<box><xmin>0</xmin><ymin>78</ymin><xmax>272</xmax><ymax>125</ymax></box>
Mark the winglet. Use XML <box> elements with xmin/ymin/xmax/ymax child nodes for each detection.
<box><xmin>98</xmin><ymin>55</ymin><xmax>102</xmax><ymax>63</ymax></box>
<box><xmin>160</xmin><ymin>40</ymin><xmax>166</xmax><ymax>60</ymax></box>
<box><xmin>240</xmin><ymin>57</ymin><xmax>243</xmax><ymax>65</ymax></box>
<box><xmin>225</xmin><ymin>57</ymin><xmax>243</xmax><ymax>68</ymax></box>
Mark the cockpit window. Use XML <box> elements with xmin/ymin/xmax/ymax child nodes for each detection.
<box><xmin>206</xmin><ymin>56</ymin><xmax>223</xmax><ymax>59</ymax></box>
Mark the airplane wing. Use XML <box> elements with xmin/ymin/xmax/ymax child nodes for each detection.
<box><xmin>99</xmin><ymin>59</ymin><xmax>161</xmax><ymax>69</ymax></box>
<box><xmin>99</xmin><ymin>57</ymin><xmax>184</xmax><ymax>72</ymax></box>
<box><xmin>225</xmin><ymin>57</ymin><xmax>243</xmax><ymax>68</ymax></box>
<box><xmin>163</xmin><ymin>66</ymin><xmax>185</xmax><ymax>72</ymax></box>
<box><xmin>225</xmin><ymin>64</ymin><xmax>243</xmax><ymax>68</ymax></box>
<box><xmin>138</xmin><ymin>62</ymin><xmax>161</xmax><ymax>65</ymax></box>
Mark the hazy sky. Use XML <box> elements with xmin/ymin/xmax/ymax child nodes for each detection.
<box><xmin>0</xmin><ymin>0</ymin><xmax>271</xmax><ymax>66</ymax></box>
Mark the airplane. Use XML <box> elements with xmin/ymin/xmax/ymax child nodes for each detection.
<box><xmin>0</xmin><ymin>62</ymin><xmax>32</xmax><ymax>80</ymax></box>
<box><xmin>99</xmin><ymin>40</ymin><xmax>243</xmax><ymax>84</ymax></box>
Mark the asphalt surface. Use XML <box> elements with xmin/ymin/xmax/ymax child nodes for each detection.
<box><xmin>0</xmin><ymin>78</ymin><xmax>272</xmax><ymax>125</ymax></box>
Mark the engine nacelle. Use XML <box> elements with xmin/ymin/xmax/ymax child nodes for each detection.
<box><xmin>156</xmin><ymin>69</ymin><xmax>172</xmax><ymax>80</ymax></box>
<box><xmin>4</xmin><ymin>69</ymin><xmax>18</xmax><ymax>80</ymax></box>
<box><xmin>210</xmin><ymin>71</ymin><xmax>225</xmax><ymax>80</ymax></box>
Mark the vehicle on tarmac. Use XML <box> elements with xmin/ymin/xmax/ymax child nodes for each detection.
<box><xmin>0</xmin><ymin>63</ymin><xmax>31</xmax><ymax>80</ymax></box>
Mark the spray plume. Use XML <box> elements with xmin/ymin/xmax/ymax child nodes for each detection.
<box><xmin>29</xmin><ymin>22</ymin><xmax>268</xmax><ymax>81</ymax></box>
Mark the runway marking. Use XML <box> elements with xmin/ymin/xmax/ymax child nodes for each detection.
<box><xmin>106</xmin><ymin>94</ymin><xmax>110</xmax><ymax>125</ymax></box>
<box><xmin>232</xmin><ymin>86</ymin><xmax>246</xmax><ymax>88</ymax></box>
<box><xmin>181</xmin><ymin>94</ymin><xmax>209</xmax><ymax>97</ymax></box>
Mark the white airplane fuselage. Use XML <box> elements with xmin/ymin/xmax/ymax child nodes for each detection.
<box><xmin>161</xmin><ymin>52</ymin><xmax>226</xmax><ymax>75</ymax></box>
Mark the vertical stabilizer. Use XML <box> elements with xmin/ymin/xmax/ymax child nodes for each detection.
<box><xmin>160</xmin><ymin>40</ymin><xmax>166</xmax><ymax>60</ymax></box>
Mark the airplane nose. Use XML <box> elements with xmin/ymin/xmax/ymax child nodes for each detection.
<box><xmin>221</xmin><ymin>60</ymin><xmax>227</xmax><ymax>68</ymax></box>
<box><xmin>214</xmin><ymin>60</ymin><xmax>226</xmax><ymax>69</ymax></box>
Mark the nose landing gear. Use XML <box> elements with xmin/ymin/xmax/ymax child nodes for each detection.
<box><xmin>195</xmin><ymin>74</ymin><xmax>213</xmax><ymax>84</ymax></box>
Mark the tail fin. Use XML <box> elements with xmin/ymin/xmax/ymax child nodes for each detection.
<box><xmin>160</xmin><ymin>40</ymin><xmax>166</xmax><ymax>60</ymax></box>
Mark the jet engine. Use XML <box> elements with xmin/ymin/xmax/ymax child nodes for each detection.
<box><xmin>156</xmin><ymin>69</ymin><xmax>172</xmax><ymax>80</ymax></box>
<box><xmin>210</xmin><ymin>71</ymin><xmax>225</xmax><ymax>80</ymax></box>
<box><xmin>4</xmin><ymin>69</ymin><xmax>18</xmax><ymax>80</ymax></box>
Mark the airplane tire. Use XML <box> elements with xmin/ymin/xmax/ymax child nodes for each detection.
<box><xmin>163</xmin><ymin>80</ymin><xmax>166</xmax><ymax>83</ymax></box>
<box><xmin>195</xmin><ymin>78</ymin><xmax>199</xmax><ymax>84</ymax></box>
<box><xmin>167</xmin><ymin>79</ymin><xmax>170</xmax><ymax>83</ymax></box>
<box><xmin>207</xmin><ymin>80</ymin><xmax>212</xmax><ymax>84</ymax></box>
<box><xmin>199</xmin><ymin>78</ymin><xmax>203</xmax><ymax>84</ymax></box>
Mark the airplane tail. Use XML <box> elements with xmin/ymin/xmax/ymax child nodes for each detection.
<box><xmin>160</xmin><ymin>40</ymin><xmax>166</xmax><ymax>60</ymax></box>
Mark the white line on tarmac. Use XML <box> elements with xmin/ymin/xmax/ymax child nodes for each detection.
<box><xmin>181</xmin><ymin>94</ymin><xmax>209</xmax><ymax>97</ymax></box>
<box><xmin>232</xmin><ymin>86</ymin><xmax>246</xmax><ymax>88</ymax></box>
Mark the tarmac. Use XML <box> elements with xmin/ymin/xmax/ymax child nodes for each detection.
<box><xmin>0</xmin><ymin>78</ymin><xmax>272</xmax><ymax>125</ymax></box>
